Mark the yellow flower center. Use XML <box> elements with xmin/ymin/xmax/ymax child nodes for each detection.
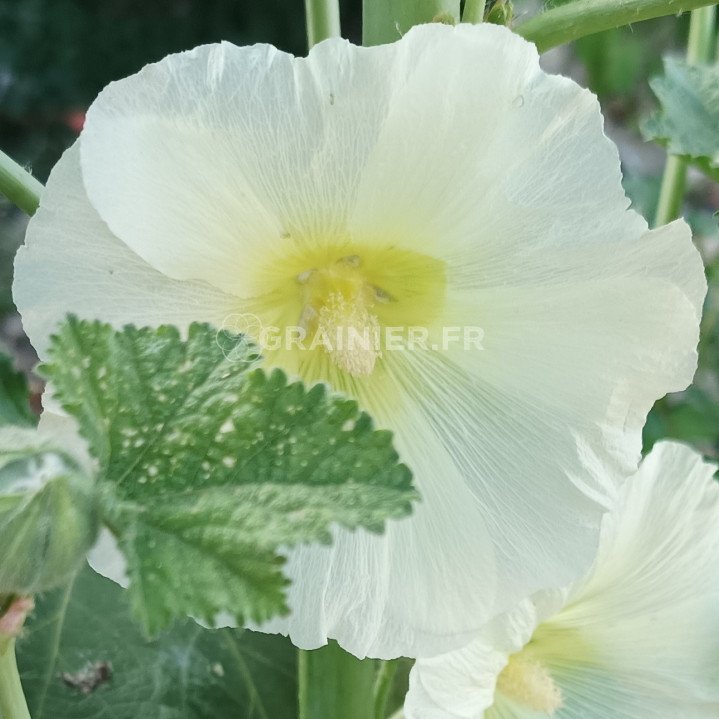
<box><xmin>496</xmin><ymin>653</ymin><xmax>563</xmax><ymax>715</ymax></box>
<box><xmin>251</xmin><ymin>241</ymin><xmax>447</xmax><ymax>383</ymax></box>
<box><xmin>297</xmin><ymin>255</ymin><xmax>385</xmax><ymax>377</ymax></box>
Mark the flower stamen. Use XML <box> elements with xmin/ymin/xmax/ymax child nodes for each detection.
<box><xmin>317</xmin><ymin>292</ymin><xmax>381</xmax><ymax>377</ymax></box>
<box><xmin>298</xmin><ymin>255</ymin><xmax>384</xmax><ymax>378</ymax></box>
<box><xmin>496</xmin><ymin>653</ymin><xmax>563</xmax><ymax>714</ymax></box>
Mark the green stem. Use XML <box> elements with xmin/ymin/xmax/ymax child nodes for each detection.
<box><xmin>516</xmin><ymin>0</ymin><xmax>718</xmax><ymax>53</ymax></box>
<box><xmin>373</xmin><ymin>660</ymin><xmax>398</xmax><ymax>719</ymax></box>
<box><xmin>685</xmin><ymin>4</ymin><xmax>717</xmax><ymax>63</ymax></box>
<box><xmin>0</xmin><ymin>641</ymin><xmax>31</xmax><ymax>719</ymax></box>
<box><xmin>298</xmin><ymin>642</ymin><xmax>376</xmax><ymax>719</ymax></box>
<box><xmin>654</xmin><ymin>5</ymin><xmax>716</xmax><ymax>227</ymax></box>
<box><xmin>304</xmin><ymin>0</ymin><xmax>341</xmax><ymax>48</ymax></box>
<box><xmin>362</xmin><ymin>0</ymin><xmax>461</xmax><ymax>46</ymax></box>
<box><xmin>654</xmin><ymin>155</ymin><xmax>688</xmax><ymax>227</ymax></box>
<box><xmin>0</xmin><ymin>148</ymin><xmax>43</xmax><ymax>216</ymax></box>
<box><xmin>462</xmin><ymin>0</ymin><xmax>485</xmax><ymax>23</ymax></box>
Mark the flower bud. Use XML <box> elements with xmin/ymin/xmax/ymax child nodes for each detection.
<box><xmin>0</xmin><ymin>427</ymin><xmax>99</xmax><ymax>595</ymax></box>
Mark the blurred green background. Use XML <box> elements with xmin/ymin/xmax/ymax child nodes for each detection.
<box><xmin>0</xmin><ymin>0</ymin><xmax>717</xmax><ymax>457</ymax></box>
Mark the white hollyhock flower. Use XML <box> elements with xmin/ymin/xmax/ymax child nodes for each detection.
<box><xmin>13</xmin><ymin>24</ymin><xmax>705</xmax><ymax>658</ymax></box>
<box><xmin>405</xmin><ymin>441</ymin><xmax>719</xmax><ymax>718</ymax></box>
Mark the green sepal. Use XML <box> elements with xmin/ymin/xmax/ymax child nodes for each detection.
<box><xmin>0</xmin><ymin>427</ymin><xmax>98</xmax><ymax>595</ymax></box>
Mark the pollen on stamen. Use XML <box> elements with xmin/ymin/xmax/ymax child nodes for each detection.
<box><xmin>317</xmin><ymin>292</ymin><xmax>381</xmax><ymax>378</ymax></box>
<box><xmin>495</xmin><ymin>654</ymin><xmax>563</xmax><ymax>715</ymax></box>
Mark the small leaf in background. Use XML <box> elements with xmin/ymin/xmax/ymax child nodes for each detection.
<box><xmin>642</xmin><ymin>57</ymin><xmax>719</xmax><ymax>179</ymax></box>
<box><xmin>43</xmin><ymin>318</ymin><xmax>417</xmax><ymax>635</ymax></box>
<box><xmin>17</xmin><ymin>565</ymin><xmax>297</xmax><ymax>719</ymax></box>
<box><xmin>0</xmin><ymin>352</ymin><xmax>35</xmax><ymax>427</ymax></box>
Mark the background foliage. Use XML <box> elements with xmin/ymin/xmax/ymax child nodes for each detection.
<box><xmin>1</xmin><ymin>1</ymin><xmax>717</xmax><ymax>716</ymax></box>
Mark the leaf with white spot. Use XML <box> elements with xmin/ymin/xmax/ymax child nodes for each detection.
<box><xmin>43</xmin><ymin>318</ymin><xmax>416</xmax><ymax>635</ymax></box>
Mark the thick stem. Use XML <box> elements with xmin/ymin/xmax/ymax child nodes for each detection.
<box><xmin>304</xmin><ymin>0</ymin><xmax>341</xmax><ymax>48</ymax></box>
<box><xmin>373</xmin><ymin>660</ymin><xmax>398</xmax><ymax>719</ymax></box>
<box><xmin>516</xmin><ymin>0</ymin><xmax>718</xmax><ymax>53</ymax></box>
<box><xmin>654</xmin><ymin>5</ymin><xmax>716</xmax><ymax>227</ymax></box>
<box><xmin>0</xmin><ymin>149</ymin><xmax>43</xmax><ymax>216</ymax></box>
<box><xmin>462</xmin><ymin>0</ymin><xmax>485</xmax><ymax>23</ymax></box>
<box><xmin>362</xmin><ymin>0</ymin><xmax>461</xmax><ymax>46</ymax></box>
<box><xmin>298</xmin><ymin>642</ymin><xmax>376</xmax><ymax>719</ymax></box>
<box><xmin>0</xmin><ymin>641</ymin><xmax>31</xmax><ymax>719</ymax></box>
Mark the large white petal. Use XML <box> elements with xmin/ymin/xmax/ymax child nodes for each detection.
<box><xmin>13</xmin><ymin>144</ymin><xmax>239</xmax><ymax>358</ymax></box>
<box><xmin>543</xmin><ymin>441</ymin><xmax>719</xmax><ymax>718</ymax></box>
<box><xmin>80</xmin><ymin>39</ymin><xmax>398</xmax><ymax>296</ymax></box>
<box><xmin>411</xmin><ymin>218</ymin><xmax>704</xmax><ymax>601</ymax></box>
<box><xmin>350</xmin><ymin>24</ymin><xmax>649</xmax><ymax>269</ymax></box>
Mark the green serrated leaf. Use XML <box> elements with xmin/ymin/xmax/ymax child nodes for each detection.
<box><xmin>642</xmin><ymin>57</ymin><xmax>719</xmax><ymax>179</ymax></box>
<box><xmin>43</xmin><ymin>318</ymin><xmax>416</xmax><ymax>635</ymax></box>
<box><xmin>0</xmin><ymin>353</ymin><xmax>35</xmax><ymax>427</ymax></box>
<box><xmin>16</xmin><ymin>565</ymin><xmax>297</xmax><ymax>719</ymax></box>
